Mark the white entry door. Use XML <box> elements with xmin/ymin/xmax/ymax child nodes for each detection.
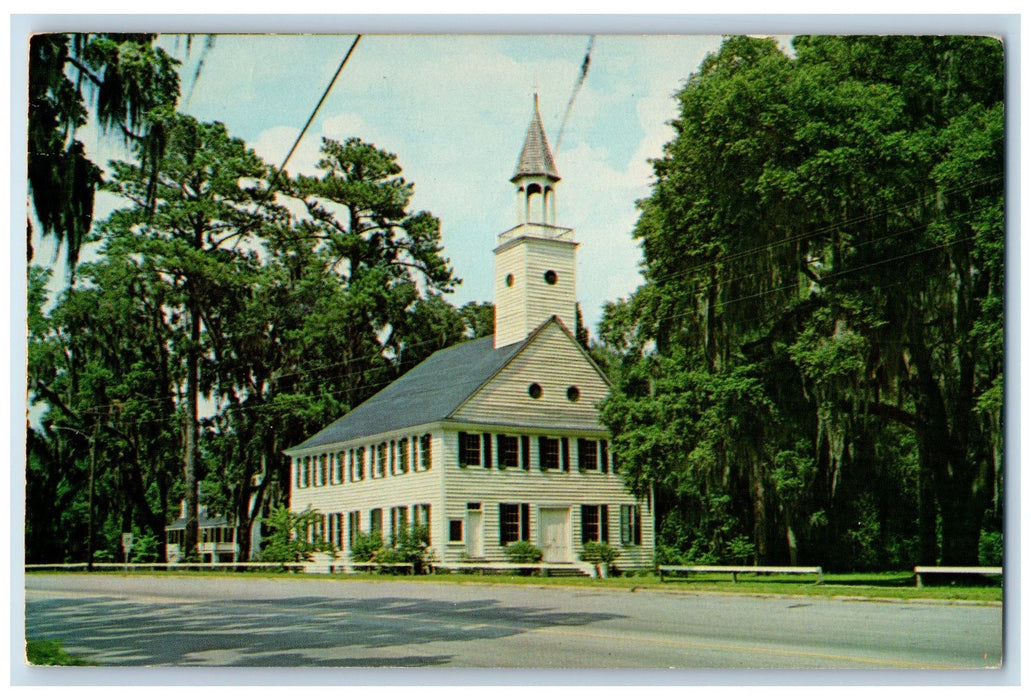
<box><xmin>538</xmin><ymin>507</ymin><xmax>571</xmax><ymax>562</ymax></box>
<box><xmin>467</xmin><ymin>509</ymin><xmax>484</xmax><ymax>558</ymax></box>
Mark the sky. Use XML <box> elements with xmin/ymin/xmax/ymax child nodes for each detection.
<box><xmin>33</xmin><ymin>33</ymin><xmax>732</xmax><ymax>334</ymax></box>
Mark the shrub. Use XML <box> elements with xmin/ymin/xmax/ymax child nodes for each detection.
<box><xmin>505</xmin><ymin>541</ymin><xmax>543</xmax><ymax>563</ymax></box>
<box><xmin>129</xmin><ymin>534</ymin><xmax>161</xmax><ymax>563</ymax></box>
<box><xmin>979</xmin><ymin>529</ymin><xmax>1003</xmax><ymax>566</ymax></box>
<box><xmin>724</xmin><ymin>535</ymin><xmax>754</xmax><ymax>565</ymax></box>
<box><xmin>579</xmin><ymin>540</ymin><xmax>620</xmax><ymax>564</ymax></box>
<box><xmin>257</xmin><ymin>506</ymin><xmax>334</xmax><ymax>563</ymax></box>
<box><xmin>350</xmin><ymin>530</ymin><xmax>383</xmax><ymax>563</ymax></box>
<box><xmin>373</xmin><ymin>547</ymin><xmax>406</xmax><ymax>565</ymax></box>
<box><xmin>363</xmin><ymin>525</ymin><xmax>432</xmax><ymax>573</ymax></box>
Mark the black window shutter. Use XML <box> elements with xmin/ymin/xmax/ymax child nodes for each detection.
<box><xmin>483</xmin><ymin>433</ymin><xmax>492</xmax><ymax>468</ymax></box>
<box><xmin>561</xmin><ymin>438</ymin><xmax>570</xmax><ymax>471</ymax></box>
<box><xmin>521</xmin><ymin>435</ymin><xmax>530</xmax><ymax>470</ymax></box>
<box><xmin>600</xmin><ymin>440</ymin><xmax>609</xmax><ymax>473</ymax></box>
<box><xmin>601</xmin><ymin>505</ymin><xmax>609</xmax><ymax>543</ymax></box>
<box><xmin>458</xmin><ymin>432</ymin><xmax>468</xmax><ymax>466</ymax></box>
<box><xmin>521</xmin><ymin>503</ymin><xmax>530</xmax><ymax>542</ymax></box>
<box><xmin>499</xmin><ymin>504</ymin><xmax>507</xmax><ymax>546</ymax></box>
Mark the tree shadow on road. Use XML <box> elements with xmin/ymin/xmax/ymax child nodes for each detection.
<box><xmin>25</xmin><ymin>594</ymin><xmax>623</xmax><ymax>667</ymax></box>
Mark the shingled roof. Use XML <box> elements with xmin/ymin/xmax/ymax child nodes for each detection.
<box><xmin>511</xmin><ymin>94</ymin><xmax>560</xmax><ymax>182</ymax></box>
<box><xmin>288</xmin><ymin>334</ymin><xmax>528</xmax><ymax>452</ymax></box>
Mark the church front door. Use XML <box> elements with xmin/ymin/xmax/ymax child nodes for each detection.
<box><xmin>538</xmin><ymin>507</ymin><xmax>571</xmax><ymax>562</ymax></box>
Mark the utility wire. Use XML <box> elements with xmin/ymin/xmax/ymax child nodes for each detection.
<box><xmin>272</xmin><ymin>34</ymin><xmax>362</xmax><ymax>185</ymax></box>
<box><xmin>641</xmin><ymin>173</ymin><xmax>1003</xmax><ymax>288</ymax></box>
<box><xmin>46</xmin><ymin>222</ymin><xmax>993</xmax><ymax>427</ymax></box>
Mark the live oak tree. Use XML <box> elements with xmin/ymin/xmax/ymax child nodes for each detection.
<box><xmin>27</xmin><ymin>33</ymin><xmax>181</xmax><ymax>272</ymax></box>
<box><xmin>27</xmin><ymin>260</ymin><xmax>181</xmax><ymax>563</ymax></box>
<box><xmin>601</xmin><ymin>36</ymin><xmax>1003</xmax><ymax>568</ymax></box>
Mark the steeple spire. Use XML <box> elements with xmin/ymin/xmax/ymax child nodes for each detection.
<box><xmin>512</xmin><ymin>93</ymin><xmax>560</xmax><ymax>182</ymax></box>
<box><xmin>494</xmin><ymin>94</ymin><xmax>578</xmax><ymax>348</ymax></box>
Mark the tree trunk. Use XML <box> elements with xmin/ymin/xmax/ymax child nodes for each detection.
<box><xmin>785</xmin><ymin>517</ymin><xmax>798</xmax><ymax>566</ymax></box>
<box><xmin>182</xmin><ymin>300</ymin><xmax>200</xmax><ymax>561</ymax></box>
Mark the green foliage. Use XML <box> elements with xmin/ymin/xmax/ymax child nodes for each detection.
<box><xmin>257</xmin><ymin>506</ymin><xmax>333</xmax><ymax>563</ymax></box>
<box><xmin>365</xmin><ymin>525</ymin><xmax>432</xmax><ymax>573</ymax></box>
<box><xmin>129</xmin><ymin>534</ymin><xmax>161</xmax><ymax>563</ymax></box>
<box><xmin>26</xmin><ymin>112</ymin><xmax>470</xmax><ymax>566</ymax></box>
<box><xmin>599</xmin><ymin>35</ymin><xmax>1003</xmax><ymax>570</ymax></box>
<box><xmin>979</xmin><ymin>530</ymin><xmax>1003</xmax><ymax>567</ymax></box>
<box><xmin>504</xmin><ymin>541</ymin><xmax>543</xmax><ymax>563</ymax></box>
<box><xmin>27</xmin><ymin>33</ymin><xmax>181</xmax><ymax>271</ymax></box>
<box><xmin>579</xmin><ymin>541</ymin><xmax>620</xmax><ymax>564</ymax></box>
<box><xmin>26</xmin><ymin>639</ymin><xmax>93</xmax><ymax>666</ymax></box>
<box><xmin>350</xmin><ymin>530</ymin><xmax>383</xmax><ymax>563</ymax></box>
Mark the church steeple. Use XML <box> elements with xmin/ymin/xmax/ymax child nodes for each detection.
<box><xmin>513</xmin><ymin>94</ymin><xmax>561</xmax><ymax>182</ymax></box>
<box><xmin>511</xmin><ymin>94</ymin><xmax>561</xmax><ymax>225</ymax></box>
<box><xmin>493</xmin><ymin>95</ymin><xmax>579</xmax><ymax>348</ymax></box>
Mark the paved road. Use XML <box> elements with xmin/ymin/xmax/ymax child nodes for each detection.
<box><xmin>24</xmin><ymin>574</ymin><xmax>1002</xmax><ymax>670</ymax></box>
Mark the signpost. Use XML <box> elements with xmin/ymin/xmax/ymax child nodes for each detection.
<box><xmin>121</xmin><ymin>533</ymin><xmax>133</xmax><ymax>574</ymax></box>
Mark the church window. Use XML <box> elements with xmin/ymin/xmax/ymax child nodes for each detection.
<box><xmin>566</xmin><ymin>386</ymin><xmax>580</xmax><ymax>402</ymax></box>
<box><xmin>581</xmin><ymin>504</ymin><xmax>609</xmax><ymax>543</ymax></box>
<box><xmin>538</xmin><ymin>437</ymin><xmax>560</xmax><ymax>470</ymax></box>
<box><xmin>458</xmin><ymin>432</ymin><xmax>481</xmax><ymax>466</ymax></box>
<box><xmin>528</xmin><ymin>382</ymin><xmax>543</xmax><ymax>399</ymax></box>
<box><xmin>391</xmin><ymin>506</ymin><xmax>409</xmax><ymax>542</ymax></box>
<box><xmin>414</xmin><ymin>504</ymin><xmax>431</xmax><ymax>543</ymax></box>
<box><xmin>449</xmin><ymin>519</ymin><xmax>463</xmax><ymax>542</ymax></box>
<box><xmin>543</xmin><ymin>269</ymin><xmax>558</xmax><ymax>285</ymax></box>
<box><xmin>505</xmin><ymin>273</ymin><xmax>514</xmax><ymax>287</ymax></box>
<box><xmin>620</xmin><ymin>505</ymin><xmax>642</xmax><ymax>546</ymax></box>
<box><xmin>500</xmin><ymin>503</ymin><xmax>530</xmax><ymax>545</ymax></box>
<box><xmin>420</xmin><ymin>433</ymin><xmax>432</xmax><ymax>469</ymax></box>
<box><xmin>399</xmin><ymin>438</ymin><xmax>410</xmax><ymax>473</ymax></box>
<box><xmin>348</xmin><ymin>511</ymin><xmax>361</xmax><ymax>547</ymax></box>
<box><xmin>578</xmin><ymin>439</ymin><xmax>598</xmax><ymax>471</ymax></box>
<box><xmin>370</xmin><ymin>508</ymin><xmax>383</xmax><ymax>535</ymax></box>
<box><xmin>498</xmin><ymin>434</ymin><xmax>519</xmax><ymax>468</ymax></box>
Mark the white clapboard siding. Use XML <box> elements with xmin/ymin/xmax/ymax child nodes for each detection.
<box><xmin>494</xmin><ymin>235</ymin><xmax>577</xmax><ymax>348</ymax></box>
<box><xmin>453</xmin><ymin>321</ymin><xmax>608</xmax><ymax>430</ymax></box>
<box><xmin>289</xmin><ymin>433</ymin><xmax>446</xmax><ymax>563</ymax></box>
<box><xmin>438</xmin><ymin>430</ymin><xmax>654</xmax><ymax>570</ymax></box>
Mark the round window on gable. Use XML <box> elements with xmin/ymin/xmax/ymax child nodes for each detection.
<box><xmin>528</xmin><ymin>383</ymin><xmax>543</xmax><ymax>399</ymax></box>
<box><xmin>566</xmin><ymin>386</ymin><xmax>580</xmax><ymax>402</ymax></box>
<box><xmin>543</xmin><ymin>270</ymin><xmax>558</xmax><ymax>285</ymax></box>
<box><xmin>505</xmin><ymin>273</ymin><xmax>515</xmax><ymax>287</ymax></box>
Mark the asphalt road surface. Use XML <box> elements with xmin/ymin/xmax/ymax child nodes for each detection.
<box><xmin>24</xmin><ymin>574</ymin><xmax>1003</xmax><ymax>671</ymax></box>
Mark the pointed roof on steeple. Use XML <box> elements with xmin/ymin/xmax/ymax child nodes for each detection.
<box><xmin>511</xmin><ymin>93</ymin><xmax>561</xmax><ymax>182</ymax></box>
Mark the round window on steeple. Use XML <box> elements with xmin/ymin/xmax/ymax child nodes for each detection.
<box><xmin>543</xmin><ymin>270</ymin><xmax>558</xmax><ymax>285</ymax></box>
<box><xmin>566</xmin><ymin>386</ymin><xmax>580</xmax><ymax>402</ymax></box>
<box><xmin>506</xmin><ymin>273</ymin><xmax>515</xmax><ymax>287</ymax></box>
<box><xmin>528</xmin><ymin>383</ymin><xmax>543</xmax><ymax>399</ymax></box>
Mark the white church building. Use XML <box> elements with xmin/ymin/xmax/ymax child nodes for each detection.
<box><xmin>285</xmin><ymin>97</ymin><xmax>655</xmax><ymax>571</ymax></box>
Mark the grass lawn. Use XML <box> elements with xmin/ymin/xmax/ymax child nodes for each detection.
<box><xmin>25</xmin><ymin>639</ymin><xmax>94</xmax><ymax>666</ymax></box>
<box><xmin>26</xmin><ymin>567</ymin><xmax>1003</xmax><ymax>603</ymax></box>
